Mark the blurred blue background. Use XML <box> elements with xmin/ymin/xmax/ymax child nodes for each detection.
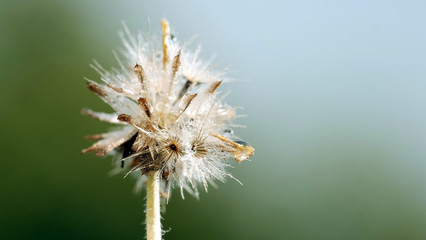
<box><xmin>1</xmin><ymin>0</ymin><xmax>426</xmax><ymax>239</ymax></box>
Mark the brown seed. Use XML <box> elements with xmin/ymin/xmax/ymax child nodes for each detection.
<box><xmin>85</xmin><ymin>134</ymin><xmax>105</xmax><ymax>140</ymax></box>
<box><xmin>138</xmin><ymin>97</ymin><xmax>151</xmax><ymax>119</ymax></box>
<box><xmin>96</xmin><ymin>150</ymin><xmax>106</xmax><ymax>157</ymax></box>
<box><xmin>87</xmin><ymin>83</ymin><xmax>106</xmax><ymax>97</ymax></box>
<box><xmin>212</xmin><ymin>133</ymin><xmax>254</xmax><ymax>162</ymax></box>
<box><xmin>179</xmin><ymin>93</ymin><xmax>197</xmax><ymax>114</ymax></box>
<box><xmin>207</xmin><ymin>81</ymin><xmax>222</xmax><ymax>94</ymax></box>
<box><xmin>171</xmin><ymin>50</ymin><xmax>181</xmax><ymax>79</ymax></box>
<box><xmin>117</xmin><ymin>114</ymin><xmax>132</xmax><ymax>123</ymax></box>
<box><xmin>134</xmin><ymin>64</ymin><xmax>146</xmax><ymax>83</ymax></box>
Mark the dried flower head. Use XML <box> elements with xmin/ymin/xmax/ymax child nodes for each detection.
<box><xmin>82</xmin><ymin>19</ymin><xmax>254</xmax><ymax>198</ymax></box>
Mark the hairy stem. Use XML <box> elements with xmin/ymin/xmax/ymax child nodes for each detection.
<box><xmin>146</xmin><ymin>171</ymin><xmax>161</xmax><ymax>240</ymax></box>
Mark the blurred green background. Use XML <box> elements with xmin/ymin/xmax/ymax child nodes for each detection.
<box><xmin>1</xmin><ymin>0</ymin><xmax>426</xmax><ymax>239</ymax></box>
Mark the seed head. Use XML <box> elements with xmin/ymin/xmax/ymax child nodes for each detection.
<box><xmin>82</xmin><ymin>19</ymin><xmax>254</xmax><ymax>198</ymax></box>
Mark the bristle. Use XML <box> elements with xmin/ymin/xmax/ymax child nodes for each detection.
<box><xmin>82</xmin><ymin>127</ymin><xmax>137</xmax><ymax>156</ymax></box>
<box><xmin>177</xmin><ymin>78</ymin><xmax>194</xmax><ymax>100</ymax></box>
<box><xmin>107</xmin><ymin>84</ymin><xmax>124</xmax><ymax>93</ymax></box>
<box><xmin>192</xmin><ymin>139</ymin><xmax>208</xmax><ymax>158</ymax></box>
<box><xmin>81</xmin><ymin>108</ymin><xmax>123</xmax><ymax>124</ymax></box>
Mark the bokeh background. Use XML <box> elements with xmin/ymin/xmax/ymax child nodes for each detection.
<box><xmin>1</xmin><ymin>0</ymin><xmax>426</xmax><ymax>239</ymax></box>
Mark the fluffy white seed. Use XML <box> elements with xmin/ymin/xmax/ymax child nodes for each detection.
<box><xmin>83</xmin><ymin>19</ymin><xmax>254</xmax><ymax>199</ymax></box>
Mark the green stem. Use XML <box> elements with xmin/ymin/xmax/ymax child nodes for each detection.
<box><xmin>146</xmin><ymin>171</ymin><xmax>161</xmax><ymax>240</ymax></box>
